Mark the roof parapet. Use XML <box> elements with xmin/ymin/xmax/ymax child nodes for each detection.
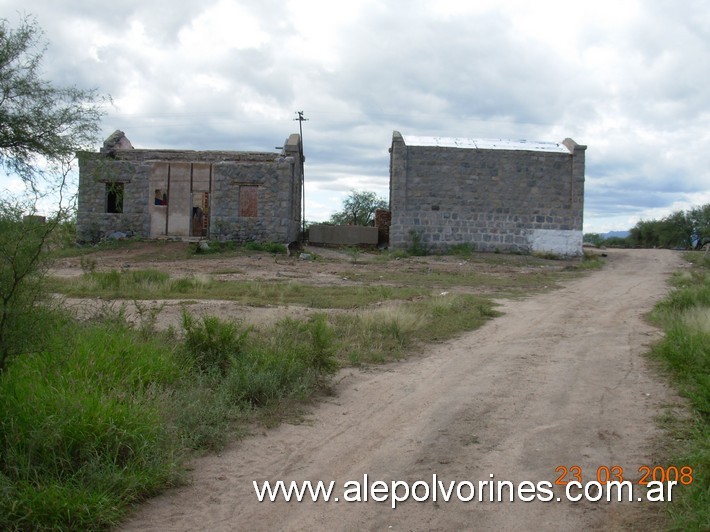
<box><xmin>401</xmin><ymin>134</ymin><xmax>572</xmax><ymax>154</ymax></box>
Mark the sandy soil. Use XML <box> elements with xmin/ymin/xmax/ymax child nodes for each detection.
<box><xmin>114</xmin><ymin>248</ymin><xmax>686</xmax><ymax>531</ymax></box>
<box><xmin>53</xmin><ymin>241</ymin><xmax>580</xmax><ymax>331</ymax></box>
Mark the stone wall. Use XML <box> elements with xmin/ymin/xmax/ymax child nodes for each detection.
<box><xmin>211</xmin><ymin>149</ymin><xmax>301</xmax><ymax>243</ymax></box>
<box><xmin>77</xmin><ymin>132</ymin><xmax>302</xmax><ymax>243</ymax></box>
<box><xmin>76</xmin><ymin>155</ymin><xmax>151</xmax><ymax>242</ymax></box>
<box><xmin>389</xmin><ymin>132</ymin><xmax>585</xmax><ymax>256</ymax></box>
<box><xmin>309</xmin><ymin>224</ymin><xmax>379</xmax><ymax>246</ymax></box>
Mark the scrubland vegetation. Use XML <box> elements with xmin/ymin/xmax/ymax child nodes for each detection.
<box><xmin>585</xmin><ymin>203</ymin><xmax>710</xmax><ymax>250</ymax></box>
<box><xmin>648</xmin><ymin>252</ymin><xmax>710</xmax><ymax>530</ymax></box>
<box><xmin>4</xmin><ymin>211</ymin><xmax>708</xmax><ymax>530</ymax></box>
<box><xmin>1</xmin><ymin>224</ymin><xmax>514</xmax><ymax>529</ymax></box>
<box><xmin>2</xmin><ymin>213</ymin><xmax>706</xmax><ymax>530</ymax></box>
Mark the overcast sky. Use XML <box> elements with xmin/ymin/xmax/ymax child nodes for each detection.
<box><xmin>3</xmin><ymin>0</ymin><xmax>709</xmax><ymax>233</ymax></box>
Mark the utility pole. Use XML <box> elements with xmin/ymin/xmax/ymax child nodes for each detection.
<box><xmin>294</xmin><ymin>111</ymin><xmax>308</xmax><ymax>241</ymax></box>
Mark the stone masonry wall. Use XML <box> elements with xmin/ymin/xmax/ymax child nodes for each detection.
<box><xmin>77</xmin><ymin>133</ymin><xmax>302</xmax><ymax>243</ymax></box>
<box><xmin>77</xmin><ymin>154</ymin><xmax>151</xmax><ymax>242</ymax></box>
<box><xmin>210</xmin><ymin>155</ymin><xmax>301</xmax><ymax>243</ymax></box>
<box><xmin>389</xmin><ymin>132</ymin><xmax>585</xmax><ymax>256</ymax></box>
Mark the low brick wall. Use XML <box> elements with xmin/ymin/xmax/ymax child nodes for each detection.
<box><xmin>309</xmin><ymin>225</ymin><xmax>378</xmax><ymax>246</ymax></box>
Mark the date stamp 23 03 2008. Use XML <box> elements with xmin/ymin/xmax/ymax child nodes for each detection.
<box><xmin>553</xmin><ymin>464</ymin><xmax>694</xmax><ymax>503</ymax></box>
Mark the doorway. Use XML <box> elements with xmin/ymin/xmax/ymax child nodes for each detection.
<box><xmin>149</xmin><ymin>162</ymin><xmax>212</xmax><ymax>238</ymax></box>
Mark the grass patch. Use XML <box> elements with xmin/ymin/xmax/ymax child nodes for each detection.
<box><xmin>353</xmin><ymin>252</ymin><xmax>595</xmax><ymax>295</ymax></box>
<box><xmin>9</xmin><ymin>240</ymin><xmax>597</xmax><ymax>529</ymax></box>
<box><xmin>0</xmin><ymin>307</ymin><xmax>340</xmax><ymax>529</ymax></box>
<box><xmin>447</xmin><ymin>242</ymin><xmax>476</xmax><ymax>257</ymax></box>
<box><xmin>50</xmin><ymin>271</ymin><xmax>429</xmax><ymax>308</ymax></box>
<box><xmin>49</xmin><ymin>237</ymin><xmax>139</xmax><ymax>260</ymax></box>
<box><xmin>228</xmin><ymin>315</ymin><xmax>338</xmax><ymax>407</ymax></box>
<box><xmin>575</xmin><ymin>251</ymin><xmax>606</xmax><ymax>270</ymax></box>
<box><xmin>647</xmin><ymin>251</ymin><xmax>710</xmax><ymax>530</ymax></box>
<box><xmin>332</xmin><ymin>294</ymin><xmax>499</xmax><ymax>364</ymax></box>
<box><xmin>348</xmin><ymin>267</ymin><xmax>563</xmax><ymax>295</ymax></box>
<box><xmin>0</xmin><ymin>319</ymin><xmax>185</xmax><ymax>530</ymax></box>
<box><xmin>191</xmin><ymin>241</ymin><xmax>287</xmax><ymax>255</ymax></box>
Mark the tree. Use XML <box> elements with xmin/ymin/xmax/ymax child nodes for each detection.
<box><xmin>0</xmin><ymin>16</ymin><xmax>106</xmax><ymax>371</ymax></box>
<box><xmin>628</xmin><ymin>204</ymin><xmax>710</xmax><ymax>249</ymax></box>
<box><xmin>0</xmin><ymin>197</ymin><xmax>59</xmax><ymax>371</ymax></box>
<box><xmin>329</xmin><ymin>190</ymin><xmax>388</xmax><ymax>226</ymax></box>
<box><xmin>629</xmin><ymin>219</ymin><xmax>661</xmax><ymax>248</ymax></box>
<box><xmin>688</xmin><ymin>204</ymin><xmax>710</xmax><ymax>248</ymax></box>
<box><xmin>657</xmin><ymin>211</ymin><xmax>693</xmax><ymax>249</ymax></box>
<box><xmin>0</xmin><ymin>15</ymin><xmax>106</xmax><ymax>188</ymax></box>
<box><xmin>583</xmin><ymin>233</ymin><xmax>605</xmax><ymax>247</ymax></box>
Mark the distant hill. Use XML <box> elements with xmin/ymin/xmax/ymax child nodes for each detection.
<box><xmin>583</xmin><ymin>231</ymin><xmax>631</xmax><ymax>246</ymax></box>
<box><xmin>601</xmin><ymin>231</ymin><xmax>630</xmax><ymax>239</ymax></box>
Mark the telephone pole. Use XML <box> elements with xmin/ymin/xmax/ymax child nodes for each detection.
<box><xmin>294</xmin><ymin>111</ymin><xmax>308</xmax><ymax>240</ymax></box>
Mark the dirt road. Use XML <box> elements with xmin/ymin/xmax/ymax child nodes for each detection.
<box><xmin>122</xmin><ymin>249</ymin><xmax>683</xmax><ymax>531</ymax></box>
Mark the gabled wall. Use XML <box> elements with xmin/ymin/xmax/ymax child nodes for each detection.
<box><xmin>389</xmin><ymin>132</ymin><xmax>586</xmax><ymax>256</ymax></box>
<box><xmin>76</xmin><ymin>132</ymin><xmax>302</xmax><ymax>243</ymax></box>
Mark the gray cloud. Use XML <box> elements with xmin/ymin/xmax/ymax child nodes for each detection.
<box><xmin>2</xmin><ymin>1</ymin><xmax>708</xmax><ymax>230</ymax></box>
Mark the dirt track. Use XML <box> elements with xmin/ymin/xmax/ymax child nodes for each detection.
<box><xmin>121</xmin><ymin>248</ymin><xmax>683</xmax><ymax>531</ymax></box>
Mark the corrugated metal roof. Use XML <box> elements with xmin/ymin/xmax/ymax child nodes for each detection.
<box><xmin>402</xmin><ymin>135</ymin><xmax>571</xmax><ymax>154</ymax></box>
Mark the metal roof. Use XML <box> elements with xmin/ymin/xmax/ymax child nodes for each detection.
<box><xmin>402</xmin><ymin>135</ymin><xmax>571</xmax><ymax>154</ymax></box>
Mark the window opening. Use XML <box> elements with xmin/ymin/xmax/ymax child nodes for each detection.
<box><xmin>191</xmin><ymin>192</ymin><xmax>209</xmax><ymax>237</ymax></box>
<box><xmin>106</xmin><ymin>182</ymin><xmax>124</xmax><ymax>213</ymax></box>
<box><xmin>154</xmin><ymin>188</ymin><xmax>168</xmax><ymax>206</ymax></box>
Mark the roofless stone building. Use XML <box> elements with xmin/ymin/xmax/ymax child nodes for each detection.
<box><xmin>76</xmin><ymin>131</ymin><xmax>302</xmax><ymax>243</ymax></box>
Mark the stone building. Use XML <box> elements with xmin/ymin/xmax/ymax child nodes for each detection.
<box><xmin>388</xmin><ymin>131</ymin><xmax>586</xmax><ymax>256</ymax></box>
<box><xmin>76</xmin><ymin>131</ymin><xmax>302</xmax><ymax>243</ymax></box>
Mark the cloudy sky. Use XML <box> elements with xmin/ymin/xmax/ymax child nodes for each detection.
<box><xmin>3</xmin><ymin>0</ymin><xmax>709</xmax><ymax>232</ymax></box>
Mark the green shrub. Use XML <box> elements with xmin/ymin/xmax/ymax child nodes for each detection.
<box><xmin>128</xmin><ymin>269</ymin><xmax>170</xmax><ymax>285</ymax></box>
<box><xmin>0</xmin><ymin>208</ymin><xmax>56</xmax><ymax>370</ymax></box>
<box><xmin>190</xmin><ymin>241</ymin><xmax>287</xmax><ymax>255</ymax></box>
<box><xmin>86</xmin><ymin>268</ymin><xmax>170</xmax><ymax>292</ymax></box>
<box><xmin>181</xmin><ymin>311</ymin><xmax>250</xmax><ymax>375</ymax></box>
<box><xmin>332</xmin><ymin>294</ymin><xmax>498</xmax><ymax>364</ymax></box>
<box><xmin>87</xmin><ymin>269</ymin><xmax>122</xmax><ymax>290</ymax></box>
<box><xmin>0</xmin><ymin>298</ymin><xmax>342</xmax><ymax>529</ymax></box>
<box><xmin>225</xmin><ymin>315</ymin><xmax>338</xmax><ymax>407</ymax></box>
<box><xmin>407</xmin><ymin>229</ymin><xmax>429</xmax><ymax>256</ymax></box>
<box><xmin>303</xmin><ymin>314</ymin><xmax>339</xmax><ymax>374</ymax></box>
<box><xmin>170</xmin><ymin>274</ymin><xmax>213</xmax><ymax>294</ymax></box>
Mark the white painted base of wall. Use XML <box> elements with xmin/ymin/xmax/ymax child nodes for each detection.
<box><xmin>529</xmin><ymin>229</ymin><xmax>583</xmax><ymax>257</ymax></box>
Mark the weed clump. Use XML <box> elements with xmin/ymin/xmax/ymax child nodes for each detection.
<box><xmin>447</xmin><ymin>242</ymin><xmax>476</xmax><ymax>256</ymax></box>
<box><xmin>224</xmin><ymin>315</ymin><xmax>338</xmax><ymax>407</ymax></box>
<box><xmin>181</xmin><ymin>311</ymin><xmax>250</xmax><ymax>375</ymax></box>
<box><xmin>407</xmin><ymin>229</ymin><xmax>429</xmax><ymax>256</ymax></box>
<box><xmin>243</xmin><ymin>241</ymin><xmax>287</xmax><ymax>254</ymax></box>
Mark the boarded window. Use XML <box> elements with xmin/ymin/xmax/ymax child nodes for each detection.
<box><xmin>240</xmin><ymin>186</ymin><xmax>258</xmax><ymax>217</ymax></box>
<box><xmin>106</xmin><ymin>183</ymin><xmax>124</xmax><ymax>213</ymax></box>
